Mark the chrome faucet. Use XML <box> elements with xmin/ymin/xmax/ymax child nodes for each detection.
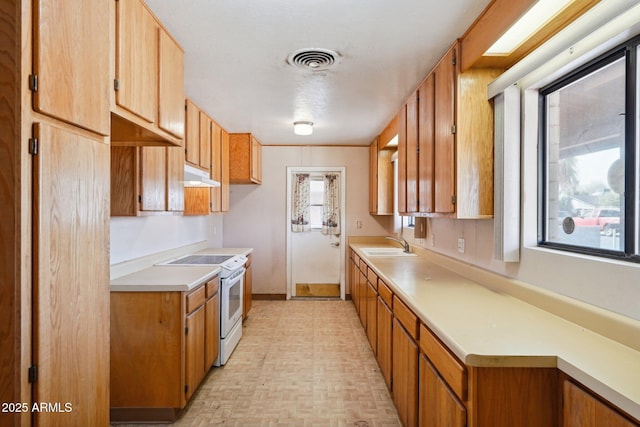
<box><xmin>385</xmin><ymin>236</ymin><xmax>411</xmax><ymax>253</ymax></box>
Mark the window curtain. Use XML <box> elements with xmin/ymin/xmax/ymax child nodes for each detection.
<box><xmin>322</xmin><ymin>173</ymin><xmax>340</xmax><ymax>235</ymax></box>
<box><xmin>291</xmin><ymin>173</ymin><xmax>310</xmax><ymax>232</ymax></box>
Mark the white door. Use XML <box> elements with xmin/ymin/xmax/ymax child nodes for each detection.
<box><xmin>286</xmin><ymin>167</ymin><xmax>346</xmax><ymax>299</ymax></box>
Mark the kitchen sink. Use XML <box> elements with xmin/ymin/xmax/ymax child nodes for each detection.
<box><xmin>360</xmin><ymin>247</ymin><xmax>417</xmax><ymax>257</ymax></box>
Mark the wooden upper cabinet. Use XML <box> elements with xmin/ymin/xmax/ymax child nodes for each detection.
<box><xmin>220</xmin><ymin>129</ymin><xmax>230</xmax><ymax>211</ymax></box>
<box><xmin>115</xmin><ymin>0</ymin><xmax>157</xmax><ymax>124</ymax></box>
<box><xmin>185</xmin><ymin>99</ymin><xmax>200</xmax><ymax>165</ymax></box>
<box><xmin>184</xmin><ymin>99</ymin><xmax>213</xmax><ymax>172</ymax></box>
<box><xmin>199</xmin><ymin>112</ymin><xmax>212</xmax><ymax>171</ymax></box>
<box><xmin>210</xmin><ymin>121</ymin><xmax>223</xmax><ymax>213</ymax></box>
<box><xmin>434</xmin><ymin>44</ymin><xmax>457</xmax><ymax>214</ymax></box>
<box><xmin>418</xmin><ymin>74</ymin><xmax>435</xmax><ymax>214</ymax></box>
<box><xmin>167</xmin><ymin>146</ymin><xmax>185</xmax><ymax>212</ymax></box>
<box><xmin>433</xmin><ymin>41</ymin><xmax>500</xmax><ymax>218</ymax></box>
<box><xmin>369</xmin><ymin>138</ymin><xmax>394</xmax><ymax>215</ymax></box>
<box><xmin>140</xmin><ymin>147</ymin><xmax>167</xmax><ymax>212</ymax></box>
<box><xmin>229</xmin><ymin>133</ymin><xmax>262</xmax><ymax>184</ymax></box>
<box><xmin>110</xmin><ymin>146</ymin><xmax>184</xmax><ymax>215</ymax></box>
<box><xmin>158</xmin><ymin>29</ymin><xmax>185</xmax><ymax>139</ymax></box>
<box><xmin>111</xmin><ymin>0</ymin><xmax>184</xmax><ymax>146</ymax></box>
<box><xmin>33</xmin><ymin>0</ymin><xmax>110</xmax><ymax>136</ymax></box>
<box><xmin>406</xmin><ymin>91</ymin><xmax>419</xmax><ymax>214</ymax></box>
<box><xmin>369</xmin><ymin>139</ymin><xmax>378</xmax><ymax>214</ymax></box>
<box><xmin>397</xmin><ymin>104</ymin><xmax>408</xmax><ymax>214</ymax></box>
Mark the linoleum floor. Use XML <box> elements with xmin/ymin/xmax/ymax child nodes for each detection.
<box><xmin>113</xmin><ymin>299</ymin><xmax>401</xmax><ymax>426</ymax></box>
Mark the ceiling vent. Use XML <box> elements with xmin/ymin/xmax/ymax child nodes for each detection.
<box><xmin>287</xmin><ymin>48</ymin><xmax>340</xmax><ymax>71</ymax></box>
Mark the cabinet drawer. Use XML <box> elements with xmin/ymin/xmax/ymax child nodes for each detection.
<box><xmin>359</xmin><ymin>258</ymin><xmax>368</xmax><ymax>272</ymax></box>
<box><xmin>367</xmin><ymin>267</ymin><xmax>378</xmax><ymax>289</ymax></box>
<box><xmin>206</xmin><ymin>277</ymin><xmax>220</xmax><ymax>298</ymax></box>
<box><xmin>186</xmin><ymin>285</ymin><xmax>205</xmax><ymax>314</ymax></box>
<box><xmin>353</xmin><ymin>252</ymin><xmax>360</xmax><ymax>266</ymax></box>
<box><xmin>419</xmin><ymin>323</ymin><xmax>467</xmax><ymax>401</ymax></box>
<box><xmin>378</xmin><ymin>279</ymin><xmax>393</xmax><ymax>308</ymax></box>
<box><xmin>393</xmin><ymin>296</ymin><xmax>418</xmax><ymax>340</ymax></box>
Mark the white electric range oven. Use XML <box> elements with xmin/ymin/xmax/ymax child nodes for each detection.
<box><xmin>159</xmin><ymin>253</ymin><xmax>247</xmax><ymax>365</ymax></box>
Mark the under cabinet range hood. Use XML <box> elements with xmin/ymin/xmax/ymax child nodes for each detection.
<box><xmin>183</xmin><ymin>164</ymin><xmax>220</xmax><ymax>187</ymax></box>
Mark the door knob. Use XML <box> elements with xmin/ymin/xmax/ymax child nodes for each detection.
<box><xmin>331</xmin><ymin>242</ymin><xmax>340</xmax><ymax>247</ymax></box>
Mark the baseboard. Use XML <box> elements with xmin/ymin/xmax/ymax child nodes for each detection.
<box><xmin>252</xmin><ymin>293</ymin><xmax>286</xmax><ymax>301</ymax></box>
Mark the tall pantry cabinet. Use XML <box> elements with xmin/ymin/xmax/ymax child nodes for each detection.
<box><xmin>1</xmin><ymin>0</ymin><xmax>111</xmax><ymax>425</ymax></box>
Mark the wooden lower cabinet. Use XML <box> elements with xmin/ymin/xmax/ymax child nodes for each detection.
<box><xmin>350</xmin><ymin>256</ymin><xmax>360</xmax><ymax>312</ymax></box>
<box><xmin>366</xmin><ymin>280</ymin><xmax>378</xmax><ymax>354</ymax></box>
<box><xmin>376</xmin><ymin>295</ymin><xmax>393</xmax><ymax>390</ymax></box>
<box><xmin>358</xmin><ymin>270</ymin><xmax>368</xmax><ymax>328</ymax></box>
<box><xmin>111</xmin><ymin>277</ymin><xmax>219</xmax><ymax>422</ymax></box>
<box><xmin>392</xmin><ymin>317</ymin><xmax>419</xmax><ymax>427</ymax></box>
<box><xmin>420</xmin><ymin>355</ymin><xmax>466</xmax><ymax>427</ymax></box>
<box><xmin>563</xmin><ymin>377</ymin><xmax>639</xmax><ymax>427</ymax></box>
<box><xmin>185</xmin><ymin>304</ymin><xmax>206</xmax><ymax>402</ymax></box>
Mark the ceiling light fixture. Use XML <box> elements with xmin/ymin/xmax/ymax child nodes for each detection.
<box><xmin>293</xmin><ymin>121</ymin><xmax>313</xmax><ymax>136</ymax></box>
<box><xmin>484</xmin><ymin>0</ymin><xmax>572</xmax><ymax>55</ymax></box>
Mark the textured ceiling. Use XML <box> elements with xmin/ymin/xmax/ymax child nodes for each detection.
<box><xmin>146</xmin><ymin>0</ymin><xmax>490</xmax><ymax>145</ymax></box>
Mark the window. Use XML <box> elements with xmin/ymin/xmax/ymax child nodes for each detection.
<box><xmin>309</xmin><ymin>178</ymin><xmax>324</xmax><ymax>229</ymax></box>
<box><xmin>539</xmin><ymin>36</ymin><xmax>639</xmax><ymax>262</ymax></box>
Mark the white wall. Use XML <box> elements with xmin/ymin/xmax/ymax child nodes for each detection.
<box><xmin>110</xmin><ymin>214</ymin><xmax>223</xmax><ymax>265</ymax></box>
<box><xmin>223</xmin><ymin>146</ymin><xmax>391</xmax><ymax>294</ymax></box>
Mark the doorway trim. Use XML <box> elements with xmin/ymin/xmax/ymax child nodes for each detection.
<box><xmin>286</xmin><ymin>166</ymin><xmax>346</xmax><ymax>300</ymax></box>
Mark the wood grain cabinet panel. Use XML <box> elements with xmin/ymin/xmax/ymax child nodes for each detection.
<box><xmin>405</xmin><ymin>91</ymin><xmax>419</xmax><ymax>214</ymax></box>
<box><xmin>419</xmin><ymin>355</ymin><xmax>466</xmax><ymax>427</ymax></box>
<box><xmin>229</xmin><ymin>133</ymin><xmax>262</xmax><ymax>184</ymax></box>
<box><xmin>33</xmin><ymin>0</ymin><xmax>110</xmax><ymax>135</ymax></box>
<box><xmin>111</xmin><ymin>146</ymin><xmax>184</xmax><ymax>215</ymax></box>
<box><xmin>185</xmin><ymin>99</ymin><xmax>200</xmax><ymax>165</ymax></box>
<box><xmin>563</xmin><ymin>378</ymin><xmax>639</xmax><ymax>427</ymax></box>
<box><xmin>158</xmin><ymin>28</ymin><xmax>185</xmax><ymax>139</ymax></box>
<box><xmin>184</xmin><ymin>187</ymin><xmax>211</xmax><ymax>216</ymax></box>
<box><xmin>434</xmin><ymin>45</ymin><xmax>456</xmax><ymax>214</ymax></box>
<box><xmin>397</xmin><ymin>104</ymin><xmax>408</xmax><ymax>214</ymax></box>
<box><xmin>34</xmin><ymin>123</ymin><xmax>110</xmax><ymax>426</ymax></box>
<box><xmin>115</xmin><ymin>0</ymin><xmax>158</xmax><ymax>124</ymax></box>
<box><xmin>185</xmin><ymin>305</ymin><xmax>205</xmax><ymax>402</ymax></box>
<box><xmin>392</xmin><ymin>317</ymin><xmax>419</xmax><ymax>427</ymax></box>
<box><xmin>366</xmin><ymin>280</ymin><xmax>378</xmax><ymax>355</ymax></box>
<box><xmin>210</xmin><ymin>121</ymin><xmax>223</xmax><ymax>212</ymax></box>
<box><xmin>418</xmin><ymin>74</ymin><xmax>435</xmax><ymax>213</ymax></box>
<box><xmin>198</xmin><ymin>112</ymin><xmax>212</xmax><ymax>171</ymax></box>
<box><xmin>220</xmin><ymin>129</ymin><xmax>230</xmax><ymax>211</ymax></box>
<box><xmin>111</xmin><ymin>0</ymin><xmax>184</xmax><ymax>146</ymax></box>
<box><xmin>376</xmin><ymin>295</ymin><xmax>393</xmax><ymax>390</ymax></box>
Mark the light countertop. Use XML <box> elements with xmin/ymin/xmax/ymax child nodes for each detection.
<box><xmin>110</xmin><ymin>247</ymin><xmax>253</xmax><ymax>292</ymax></box>
<box><xmin>349</xmin><ymin>241</ymin><xmax>640</xmax><ymax>422</ymax></box>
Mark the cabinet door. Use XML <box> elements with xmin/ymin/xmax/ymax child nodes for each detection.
<box><xmin>115</xmin><ymin>0</ymin><xmax>157</xmax><ymax>123</ymax></box>
<box><xmin>366</xmin><ymin>281</ymin><xmax>377</xmax><ymax>354</ymax></box>
<box><xmin>406</xmin><ymin>91</ymin><xmax>419</xmax><ymax>213</ymax></box>
<box><xmin>358</xmin><ymin>271</ymin><xmax>367</xmax><ymax>328</ymax></box>
<box><xmin>33</xmin><ymin>123</ymin><xmax>110</xmax><ymax>426</ymax></box>
<box><xmin>111</xmin><ymin>146</ymin><xmax>139</xmax><ymax>216</ymax></box>
<box><xmin>33</xmin><ymin>0</ymin><xmax>110</xmax><ymax>136</ymax></box>
<box><xmin>563</xmin><ymin>379</ymin><xmax>638</xmax><ymax>427</ymax></box>
<box><xmin>221</xmin><ymin>129</ymin><xmax>230</xmax><ymax>212</ymax></box>
<box><xmin>184</xmin><ymin>187</ymin><xmax>211</xmax><ymax>216</ymax></box>
<box><xmin>434</xmin><ymin>44</ymin><xmax>457</xmax><ymax>214</ymax></box>
<box><xmin>167</xmin><ymin>146</ymin><xmax>185</xmax><ymax>212</ymax></box>
<box><xmin>351</xmin><ymin>259</ymin><xmax>359</xmax><ymax>312</ymax></box>
<box><xmin>251</xmin><ymin>136</ymin><xmax>262</xmax><ymax>183</ymax></box>
<box><xmin>392</xmin><ymin>318</ymin><xmax>419</xmax><ymax>427</ymax></box>
<box><xmin>185</xmin><ymin>305</ymin><xmax>206</xmax><ymax>402</ymax></box>
<box><xmin>140</xmin><ymin>147</ymin><xmax>166</xmax><ymax>211</ymax></box>
<box><xmin>185</xmin><ymin>100</ymin><xmax>200</xmax><ymax>165</ymax></box>
<box><xmin>210</xmin><ymin>122</ymin><xmax>222</xmax><ymax>212</ymax></box>
<box><xmin>418</xmin><ymin>74</ymin><xmax>435</xmax><ymax>213</ymax></box>
<box><xmin>205</xmin><ymin>293</ymin><xmax>220</xmax><ymax>370</ymax></box>
<box><xmin>158</xmin><ymin>29</ymin><xmax>185</xmax><ymax>139</ymax></box>
<box><xmin>376</xmin><ymin>297</ymin><xmax>392</xmax><ymax>390</ymax></box>
<box><xmin>419</xmin><ymin>355</ymin><xmax>466</xmax><ymax>427</ymax></box>
<box><xmin>199</xmin><ymin>112</ymin><xmax>212</xmax><ymax>171</ymax></box>
<box><xmin>397</xmin><ymin>104</ymin><xmax>408</xmax><ymax>214</ymax></box>
<box><xmin>369</xmin><ymin>138</ymin><xmax>378</xmax><ymax>214</ymax></box>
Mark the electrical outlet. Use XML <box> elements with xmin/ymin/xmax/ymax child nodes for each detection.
<box><xmin>356</xmin><ymin>220</ymin><xmax>362</xmax><ymax>229</ymax></box>
<box><xmin>457</xmin><ymin>238</ymin><xmax>465</xmax><ymax>253</ymax></box>
<box><xmin>431</xmin><ymin>234</ymin><xmax>435</xmax><ymax>247</ymax></box>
